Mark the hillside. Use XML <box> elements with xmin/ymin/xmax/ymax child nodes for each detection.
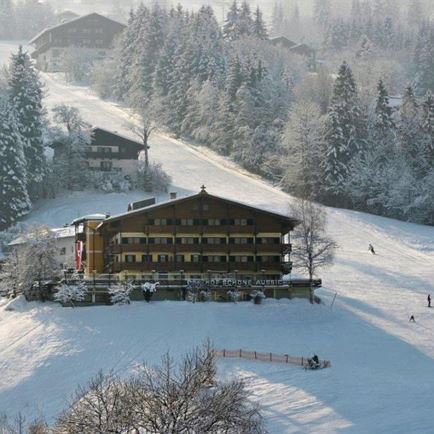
<box><xmin>1</xmin><ymin>42</ymin><xmax>434</xmax><ymax>432</ymax></box>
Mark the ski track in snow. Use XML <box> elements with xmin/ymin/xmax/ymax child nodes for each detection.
<box><xmin>1</xmin><ymin>42</ymin><xmax>434</xmax><ymax>433</ymax></box>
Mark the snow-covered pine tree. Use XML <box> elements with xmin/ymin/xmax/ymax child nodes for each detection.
<box><xmin>281</xmin><ymin>101</ymin><xmax>325</xmax><ymax>197</ymax></box>
<box><xmin>322</xmin><ymin>62</ymin><xmax>364</xmax><ymax>203</ymax></box>
<box><xmin>399</xmin><ymin>86</ymin><xmax>421</xmax><ymax>166</ymax></box>
<box><xmin>0</xmin><ymin>99</ymin><xmax>31</xmax><ymax>230</ymax></box>
<box><xmin>374</xmin><ymin>80</ymin><xmax>395</xmax><ymax>132</ymax></box>
<box><xmin>414</xmin><ymin>25</ymin><xmax>434</xmax><ymax>95</ymax></box>
<box><xmin>223</xmin><ymin>1</ymin><xmax>240</xmax><ymax>41</ymax></box>
<box><xmin>109</xmin><ymin>282</ymin><xmax>134</xmax><ymax>305</ymax></box>
<box><xmin>238</xmin><ymin>1</ymin><xmax>253</xmax><ymax>37</ymax></box>
<box><xmin>55</xmin><ymin>276</ymin><xmax>88</xmax><ymax>307</ymax></box>
<box><xmin>129</xmin><ymin>4</ymin><xmax>167</xmax><ymax>110</ymax></box>
<box><xmin>113</xmin><ymin>8</ymin><xmax>138</xmax><ymax>100</ymax></box>
<box><xmin>50</xmin><ymin>105</ymin><xmax>91</xmax><ymax>191</ymax></box>
<box><xmin>421</xmin><ymin>92</ymin><xmax>434</xmax><ymax>163</ymax></box>
<box><xmin>253</xmin><ymin>7</ymin><xmax>268</xmax><ymax>40</ymax></box>
<box><xmin>314</xmin><ymin>0</ymin><xmax>331</xmax><ymax>29</ymax></box>
<box><xmin>8</xmin><ymin>46</ymin><xmax>46</xmax><ymax>199</ymax></box>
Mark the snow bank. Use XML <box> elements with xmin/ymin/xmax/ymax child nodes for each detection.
<box><xmin>3</xmin><ymin>295</ymin><xmax>28</xmax><ymax>312</ymax></box>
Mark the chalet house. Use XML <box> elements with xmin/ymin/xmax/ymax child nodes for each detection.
<box><xmin>71</xmin><ymin>188</ymin><xmax>322</xmax><ymax>302</ymax></box>
<box><xmin>270</xmin><ymin>36</ymin><xmax>317</xmax><ymax>71</ymax></box>
<box><xmin>8</xmin><ymin>227</ymin><xmax>76</xmax><ymax>271</ymax></box>
<box><xmin>52</xmin><ymin>127</ymin><xmax>143</xmax><ymax>176</ymax></box>
<box><xmin>85</xmin><ymin>127</ymin><xmax>143</xmax><ymax>175</ymax></box>
<box><xmin>29</xmin><ymin>12</ymin><xmax>125</xmax><ymax>72</ymax></box>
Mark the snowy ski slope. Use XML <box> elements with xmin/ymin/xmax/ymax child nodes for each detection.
<box><xmin>1</xmin><ymin>42</ymin><xmax>434</xmax><ymax>433</ymax></box>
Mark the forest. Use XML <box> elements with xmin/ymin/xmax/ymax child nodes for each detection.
<box><xmin>86</xmin><ymin>0</ymin><xmax>434</xmax><ymax>224</ymax></box>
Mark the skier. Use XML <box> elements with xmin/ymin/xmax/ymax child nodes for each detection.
<box><xmin>409</xmin><ymin>315</ymin><xmax>416</xmax><ymax>322</ymax></box>
<box><xmin>428</xmin><ymin>294</ymin><xmax>431</xmax><ymax>308</ymax></box>
<box><xmin>368</xmin><ymin>244</ymin><xmax>376</xmax><ymax>255</ymax></box>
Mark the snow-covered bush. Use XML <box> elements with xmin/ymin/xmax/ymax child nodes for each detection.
<box><xmin>249</xmin><ymin>290</ymin><xmax>266</xmax><ymax>304</ymax></box>
<box><xmin>198</xmin><ymin>290</ymin><xmax>211</xmax><ymax>302</ymax></box>
<box><xmin>135</xmin><ymin>161</ymin><xmax>171</xmax><ymax>193</ymax></box>
<box><xmin>227</xmin><ymin>290</ymin><xmax>241</xmax><ymax>303</ymax></box>
<box><xmin>54</xmin><ymin>279</ymin><xmax>88</xmax><ymax>307</ymax></box>
<box><xmin>90</xmin><ymin>59</ymin><xmax>117</xmax><ymax>100</ymax></box>
<box><xmin>91</xmin><ymin>171</ymin><xmax>132</xmax><ymax>193</ymax></box>
<box><xmin>141</xmin><ymin>281</ymin><xmax>159</xmax><ymax>303</ymax></box>
<box><xmin>109</xmin><ymin>282</ymin><xmax>134</xmax><ymax>305</ymax></box>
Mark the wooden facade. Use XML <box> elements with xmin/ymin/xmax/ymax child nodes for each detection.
<box><xmin>75</xmin><ymin>189</ymin><xmax>298</xmax><ymax>281</ymax></box>
<box><xmin>30</xmin><ymin>13</ymin><xmax>125</xmax><ymax>72</ymax></box>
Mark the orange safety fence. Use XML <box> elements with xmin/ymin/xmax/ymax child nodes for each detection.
<box><xmin>213</xmin><ymin>349</ymin><xmax>331</xmax><ymax>369</ymax></box>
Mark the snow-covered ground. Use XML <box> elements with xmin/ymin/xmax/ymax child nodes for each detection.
<box><xmin>1</xmin><ymin>41</ymin><xmax>434</xmax><ymax>432</ymax></box>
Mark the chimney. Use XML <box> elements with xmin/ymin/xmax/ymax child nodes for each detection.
<box><xmin>170</xmin><ymin>192</ymin><xmax>177</xmax><ymax>200</ymax></box>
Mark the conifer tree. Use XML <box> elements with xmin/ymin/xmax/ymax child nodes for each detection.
<box><xmin>223</xmin><ymin>1</ymin><xmax>240</xmax><ymax>41</ymax></box>
<box><xmin>314</xmin><ymin>0</ymin><xmax>331</xmax><ymax>29</ymax></box>
<box><xmin>322</xmin><ymin>62</ymin><xmax>364</xmax><ymax>201</ymax></box>
<box><xmin>0</xmin><ymin>100</ymin><xmax>31</xmax><ymax>230</ymax></box>
<box><xmin>374</xmin><ymin>80</ymin><xmax>395</xmax><ymax>132</ymax></box>
<box><xmin>421</xmin><ymin>92</ymin><xmax>434</xmax><ymax>158</ymax></box>
<box><xmin>414</xmin><ymin>25</ymin><xmax>434</xmax><ymax>95</ymax></box>
<box><xmin>253</xmin><ymin>7</ymin><xmax>268</xmax><ymax>40</ymax></box>
<box><xmin>271</xmin><ymin>2</ymin><xmax>284</xmax><ymax>36</ymax></box>
<box><xmin>238</xmin><ymin>1</ymin><xmax>253</xmax><ymax>37</ymax></box>
<box><xmin>8</xmin><ymin>46</ymin><xmax>46</xmax><ymax>199</ymax></box>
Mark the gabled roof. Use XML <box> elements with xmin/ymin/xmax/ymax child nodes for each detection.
<box><xmin>270</xmin><ymin>36</ymin><xmax>297</xmax><ymax>49</ymax></box>
<box><xmin>29</xmin><ymin>12</ymin><xmax>125</xmax><ymax>44</ymax></box>
<box><xmin>98</xmin><ymin>190</ymin><xmax>299</xmax><ymax>229</ymax></box>
<box><xmin>90</xmin><ymin>127</ymin><xmax>143</xmax><ymax>150</ymax></box>
<box><xmin>9</xmin><ymin>227</ymin><xmax>76</xmax><ymax>246</ymax></box>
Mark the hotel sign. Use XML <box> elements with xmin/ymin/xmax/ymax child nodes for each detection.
<box><xmin>187</xmin><ymin>279</ymin><xmax>285</xmax><ymax>288</ymax></box>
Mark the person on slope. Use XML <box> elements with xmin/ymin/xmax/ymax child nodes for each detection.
<box><xmin>428</xmin><ymin>294</ymin><xmax>431</xmax><ymax>308</ymax></box>
<box><xmin>369</xmin><ymin>244</ymin><xmax>376</xmax><ymax>255</ymax></box>
<box><xmin>409</xmin><ymin>315</ymin><xmax>416</xmax><ymax>322</ymax></box>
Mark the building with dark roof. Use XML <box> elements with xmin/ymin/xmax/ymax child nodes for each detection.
<box><xmin>70</xmin><ymin>188</ymin><xmax>322</xmax><ymax>301</ymax></box>
<box><xmin>29</xmin><ymin>12</ymin><xmax>125</xmax><ymax>72</ymax></box>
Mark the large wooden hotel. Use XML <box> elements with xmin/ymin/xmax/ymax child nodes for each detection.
<box><xmin>73</xmin><ymin>187</ymin><xmax>320</xmax><ymax>301</ymax></box>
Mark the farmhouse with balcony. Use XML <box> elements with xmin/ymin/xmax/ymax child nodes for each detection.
<box><xmin>52</xmin><ymin>127</ymin><xmax>143</xmax><ymax>176</ymax></box>
<box><xmin>71</xmin><ymin>188</ymin><xmax>321</xmax><ymax>302</ymax></box>
<box><xmin>29</xmin><ymin>12</ymin><xmax>125</xmax><ymax>72</ymax></box>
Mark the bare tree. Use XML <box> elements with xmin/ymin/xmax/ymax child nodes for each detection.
<box><xmin>127</xmin><ymin>108</ymin><xmax>156</xmax><ymax>168</ymax></box>
<box><xmin>54</xmin><ymin>342</ymin><xmax>263</xmax><ymax>434</ymax></box>
<box><xmin>56</xmin><ymin>371</ymin><xmax>133</xmax><ymax>434</ymax></box>
<box><xmin>290</xmin><ymin>197</ymin><xmax>337</xmax><ymax>303</ymax></box>
<box><xmin>19</xmin><ymin>225</ymin><xmax>60</xmax><ymax>300</ymax></box>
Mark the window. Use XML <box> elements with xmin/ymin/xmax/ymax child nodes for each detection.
<box><xmin>230</xmin><ymin>237</ymin><xmax>254</xmax><ymax>245</ymax></box>
<box><xmin>203</xmin><ymin>238</ymin><xmax>226</xmax><ymax>245</ymax></box>
<box><xmin>180</xmin><ymin>219</ymin><xmax>194</xmax><ymax>226</ymax></box>
<box><xmin>258</xmin><ymin>237</ymin><xmax>280</xmax><ymax>245</ymax></box>
<box><xmin>176</xmin><ymin>237</ymin><xmax>199</xmax><ymax>245</ymax></box>
<box><xmin>175</xmin><ymin>254</ymin><xmax>185</xmax><ymax>263</ymax></box>
<box><xmin>60</xmin><ymin>247</ymin><xmax>66</xmax><ymax>255</ymax></box>
<box><xmin>234</xmin><ymin>219</ymin><xmax>248</xmax><ymax>226</ymax></box>
<box><xmin>125</xmin><ymin>255</ymin><xmax>136</xmax><ymax>263</ymax></box>
<box><xmin>191</xmin><ymin>254</ymin><xmax>201</xmax><ymax>263</ymax></box>
<box><xmin>230</xmin><ymin>256</ymin><xmax>254</xmax><ymax>263</ymax></box>
<box><xmin>100</xmin><ymin>161</ymin><xmax>112</xmax><ymax>170</ymax></box>
<box><xmin>97</xmin><ymin>146</ymin><xmax>112</xmax><ymax>153</ymax></box>
<box><xmin>142</xmin><ymin>255</ymin><xmax>152</xmax><ymax>263</ymax></box>
<box><xmin>203</xmin><ymin>256</ymin><xmax>227</xmax><ymax>263</ymax></box>
<box><xmin>158</xmin><ymin>255</ymin><xmax>168</xmax><ymax>263</ymax></box>
<box><xmin>208</xmin><ymin>219</ymin><xmax>221</xmax><ymax>226</ymax></box>
<box><xmin>155</xmin><ymin>218</ymin><xmax>169</xmax><ymax>225</ymax></box>
<box><xmin>149</xmin><ymin>237</ymin><xmax>173</xmax><ymax>245</ymax></box>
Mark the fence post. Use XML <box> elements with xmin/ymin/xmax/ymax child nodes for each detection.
<box><xmin>301</xmin><ymin>357</ymin><xmax>303</xmax><ymax>366</ymax></box>
<box><xmin>240</xmin><ymin>349</ymin><xmax>242</xmax><ymax>358</ymax></box>
<box><xmin>286</xmin><ymin>354</ymin><xmax>288</xmax><ymax>363</ymax></box>
<box><xmin>223</xmin><ymin>349</ymin><xmax>225</xmax><ymax>358</ymax></box>
<box><xmin>254</xmin><ymin>351</ymin><xmax>257</xmax><ymax>359</ymax></box>
<box><xmin>270</xmin><ymin>352</ymin><xmax>272</xmax><ymax>362</ymax></box>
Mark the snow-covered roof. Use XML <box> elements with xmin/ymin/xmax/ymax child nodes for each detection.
<box><xmin>71</xmin><ymin>214</ymin><xmax>108</xmax><ymax>225</ymax></box>
<box><xmin>29</xmin><ymin>12</ymin><xmax>125</xmax><ymax>44</ymax></box>
<box><xmin>8</xmin><ymin>226</ymin><xmax>76</xmax><ymax>247</ymax></box>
